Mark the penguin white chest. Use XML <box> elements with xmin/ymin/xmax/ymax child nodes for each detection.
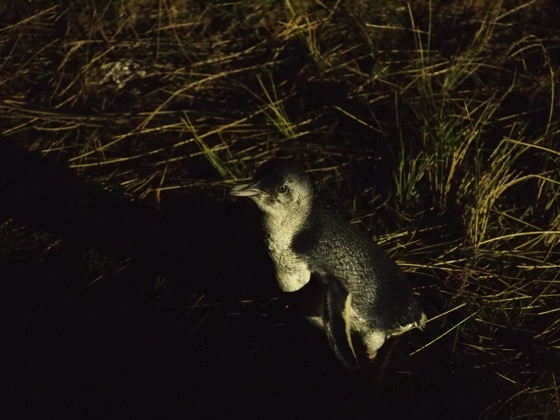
<box><xmin>265</xmin><ymin>223</ymin><xmax>311</xmax><ymax>292</ymax></box>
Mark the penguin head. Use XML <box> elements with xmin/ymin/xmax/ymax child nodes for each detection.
<box><xmin>230</xmin><ymin>158</ymin><xmax>313</xmax><ymax>218</ymax></box>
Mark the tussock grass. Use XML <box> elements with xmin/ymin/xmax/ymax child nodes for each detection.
<box><xmin>1</xmin><ymin>0</ymin><xmax>559</xmax><ymax>417</ymax></box>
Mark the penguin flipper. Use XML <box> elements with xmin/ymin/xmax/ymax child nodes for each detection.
<box><xmin>322</xmin><ymin>275</ymin><xmax>359</xmax><ymax>369</ymax></box>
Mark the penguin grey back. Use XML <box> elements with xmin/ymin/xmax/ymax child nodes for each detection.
<box><xmin>293</xmin><ymin>206</ymin><xmax>424</xmax><ymax>333</ymax></box>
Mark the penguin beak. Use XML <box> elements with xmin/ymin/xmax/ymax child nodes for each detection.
<box><xmin>229</xmin><ymin>182</ymin><xmax>262</xmax><ymax>197</ymax></box>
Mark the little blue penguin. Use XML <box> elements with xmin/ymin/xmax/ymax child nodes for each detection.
<box><xmin>230</xmin><ymin>158</ymin><xmax>426</xmax><ymax>369</ymax></box>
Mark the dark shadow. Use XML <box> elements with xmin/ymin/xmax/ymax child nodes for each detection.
<box><xmin>0</xmin><ymin>141</ymin><xmax>489</xmax><ymax>419</ymax></box>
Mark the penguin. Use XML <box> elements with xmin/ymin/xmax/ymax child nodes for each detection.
<box><xmin>230</xmin><ymin>158</ymin><xmax>426</xmax><ymax>369</ymax></box>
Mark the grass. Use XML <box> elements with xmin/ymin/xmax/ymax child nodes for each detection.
<box><xmin>1</xmin><ymin>0</ymin><xmax>559</xmax><ymax>418</ymax></box>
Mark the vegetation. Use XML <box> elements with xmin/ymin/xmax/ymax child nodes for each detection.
<box><xmin>1</xmin><ymin>0</ymin><xmax>559</xmax><ymax>418</ymax></box>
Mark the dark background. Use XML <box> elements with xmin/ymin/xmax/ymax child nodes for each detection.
<box><xmin>1</xmin><ymin>1</ymin><xmax>559</xmax><ymax>418</ymax></box>
<box><xmin>1</xmin><ymin>142</ymin><xmax>484</xmax><ymax>419</ymax></box>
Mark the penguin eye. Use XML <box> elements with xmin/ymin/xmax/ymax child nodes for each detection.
<box><xmin>277</xmin><ymin>185</ymin><xmax>289</xmax><ymax>194</ymax></box>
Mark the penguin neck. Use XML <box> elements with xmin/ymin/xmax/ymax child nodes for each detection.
<box><xmin>262</xmin><ymin>201</ymin><xmax>312</xmax><ymax>249</ymax></box>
